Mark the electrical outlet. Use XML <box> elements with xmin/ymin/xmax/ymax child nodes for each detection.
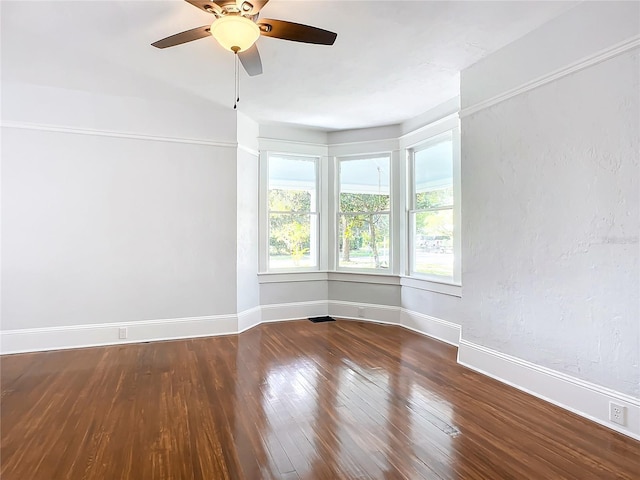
<box><xmin>118</xmin><ymin>327</ymin><xmax>128</xmax><ymax>340</ymax></box>
<box><xmin>358</xmin><ymin>307</ymin><xmax>365</xmax><ymax>318</ymax></box>
<box><xmin>609</xmin><ymin>402</ymin><xmax>626</xmax><ymax>426</ymax></box>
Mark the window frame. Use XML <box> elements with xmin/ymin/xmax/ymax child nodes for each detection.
<box><xmin>262</xmin><ymin>151</ymin><xmax>321</xmax><ymax>273</ymax></box>
<box><xmin>407</xmin><ymin>128</ymin><xmax>461</xmax><ymax>285</ymax></box>
<box><xmin>335</xmin><ymin>152</ymin><xmax>393</xmax><ymax>273</ymax></box>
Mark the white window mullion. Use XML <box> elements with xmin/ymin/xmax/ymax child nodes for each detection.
<box><xmin>452</xmin><ymin>126</ymin><xmax>462</xmax><ymax>285</ymax></box>
<box><xmin>319</xmin><ymin>154</ymin><xmax>330</xmax><ymax>271</ymax></box>
<box><xmin>258</xmin><ymin>150</ymin><xmax>269</xmax><ymax>273</ymax></box>
<box><xmin>392</xmin><ymin>148</ymin><xmax>405</xmax><ymax>276</ymax></box>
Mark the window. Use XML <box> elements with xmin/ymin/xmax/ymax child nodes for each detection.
<box><xmin>267</xmin><ymin>154</ymin><xmax>318</xmax><ymax>270</ymax></box>
<box><xmin>338</xmin><ymin>154</ymin><xmax>391</xmax><ymax>270</ymax></box>
<box><xmin>409</xmin><ymin>131</ymin><xmax>456</xmax><ymax>280</ymax></box>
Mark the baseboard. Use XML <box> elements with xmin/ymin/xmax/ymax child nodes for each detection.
<box><xmin>237</xmin><ymin>306</ymin><xmax>262</xmax><ymax>333</ymax></box>
<box><xmin>0</xmin><ymin>314</ymin><xmax>238</xmax><ymax>354</ymax></box>
<box><xmin>0</xmin><ymin>302</ymin><xmax>328</xmax><ymax>354</ymax></box>
<box><xmin>400</xmin><ymin>308</ymin><xmax>461</xmax><ymax>346</ymax></box>
<box><xmin>458</xmin><ymin>339</ymin><xmax>640</xmax><ymax>441</ymax></box>
<box><xmin>328</xmin><ymin>300</ymin><xmax>400</xmax><ymax>325</ymax></box>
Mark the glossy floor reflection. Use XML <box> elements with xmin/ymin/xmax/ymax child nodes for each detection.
<box><xmin>1</xmin><ymin>320</ymin><xmax>638</xmax><ymax>479</ymax></box>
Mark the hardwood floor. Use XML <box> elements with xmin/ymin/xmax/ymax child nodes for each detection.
<box><xmin>1</xmin><ymin>320</ymin><xmax>638</xmax><ymax>479</ymax></box>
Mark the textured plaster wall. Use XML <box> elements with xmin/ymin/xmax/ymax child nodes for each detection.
<box><xmin>458</xmin><ymin>49</ymin><xmax>639</xmax><ymax>396</ymax></box>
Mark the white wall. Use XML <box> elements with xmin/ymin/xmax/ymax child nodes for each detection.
<box><xmin>1</xmin><ymin>83</ymin><xmax>238</xmax><ymax>143</ymax></box>
<box><xmin>237</xmin><ymin>114</ymin><xmax>260</xmax><ymax>313</ymax></box>
<box><xmin>1</xmin><ymin>0</ymin><xmax>246</xmax><ymax>334</ymax></box>
<box><xmin>329</xmin><ymin>281</ymin><xmax>400</xmax><ymax>307</ymax></box>
<box><xmin>2</xmin><ymin>125</ymin><xmax>239</xmax><ymax>330</ymax></box>
<box><xmin>452</xmin><ymin>2</ymin><xmax>639</xmax><ymax>397</ymax></box>
<box><xmin>1</xmin><ymin>54</ymin><xmax>242</xmax><ymax>335</ymax></box>
<box><xmin>260</xmin><ymin>280</ymin><xmax>328</xmax><ymax>305</ymax></box>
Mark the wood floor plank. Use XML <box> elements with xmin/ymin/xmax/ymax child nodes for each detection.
<box><xmin>1</xmin><ymin>319</ymin><xmax>638</xmax><ymax>479</ymax></box>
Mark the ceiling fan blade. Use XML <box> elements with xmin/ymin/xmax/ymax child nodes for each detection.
<box><xmin>152</xmin><ymin>26</ymin><xmax>211</xmax><ymax>49</ymax></box>
<box><xmin>184</xmin><ymin>0</ymin><xmax>223</xmax><ymax>15</ymax></box>
<box><xmin>238</xmin><ymin>44</ymin><xmax>263</xmax><ymax>76</ymax></box>
<box><xmin>236</xmin><ymin>0</ymin><xmax>269</xmax><ymax>15</ymax></box>
<box><xmin>257</xmin><ymin>19</ymin><xmax>337</xmax><ymax>45</ymax></box>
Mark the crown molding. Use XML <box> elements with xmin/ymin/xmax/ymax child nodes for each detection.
<box><xmin>1</xmin><ymin>121</ymin><xmax>237</xmax><ymax>148</ymax></box>
<box><xmin>460</xmin><ymin>35</ymin><xmax>640</xmax><ymax>118</ymax></box>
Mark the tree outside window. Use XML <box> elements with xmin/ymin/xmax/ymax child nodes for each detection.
<box><xmin>338</xmin><ymin>156</ymin><xmax>391</xmax><ymax>270</ymax></box>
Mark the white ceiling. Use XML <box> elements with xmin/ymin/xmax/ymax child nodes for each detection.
<box><xmin>2</xmin><ymin>0</ymin><xmax>577</xmax><ymax>131</ymax></box>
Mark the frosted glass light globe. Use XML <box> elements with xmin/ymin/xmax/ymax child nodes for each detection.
<box><xmin>210</xmin><ymin>16</ymin><xmax>260</xmax><ymax>52</ymax></box>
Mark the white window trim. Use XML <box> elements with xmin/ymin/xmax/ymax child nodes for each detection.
<box><xmin>259</xmin><ymin>150</ymin><xmax>323</xmax><ymax>273</ymax></box>
<box><xmin>406</xmin><ymin>126</ymin><xmax>461</xmax><ymax>285</ymax></box>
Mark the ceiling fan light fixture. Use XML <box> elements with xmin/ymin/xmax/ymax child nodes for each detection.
<box><xmin>210</xmin><ymin>16</ymin><xmax>260</xmax><ymax>52</ymax></box>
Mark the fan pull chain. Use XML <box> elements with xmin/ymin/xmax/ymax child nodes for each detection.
<box><xmin>233</xmin><ymin>52</ymin><xmax>238</xmax><ymax>109</ymax></box>
<box><xmin>233</xmin><ymin>49</ymin><xmax>240</xmax><ymax>110</ymax></box>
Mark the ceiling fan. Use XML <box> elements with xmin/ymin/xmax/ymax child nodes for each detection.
<box><xmin>152</xmin><ymin>0</ymin><xmax>337</xmax><ymax>77</ymax></box>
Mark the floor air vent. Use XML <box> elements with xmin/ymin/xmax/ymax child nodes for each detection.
<box><xmin>308</xmin><ymin>316</ymin><xmax>336</xmax><ymax>323</ymax></box>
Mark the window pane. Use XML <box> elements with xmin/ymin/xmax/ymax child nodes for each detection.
<box><xmin>416</xmin><ymin>187</ymin><xmax>454</xmax><ymax>210</ymax></box>
<box><xmin>338</xmin><ymin>214</ymin><xmax>389</xmax><ymax>269</ymax></box>
<box><xmin>269</xmin><ymin>156</ymin><xmax>316</xmax><ymax>212</ymax></box>
<box><xmin>340</xmin><ymin>192</ymin><xmax>389</xmax><ymax>213</ymax></box>
<box><xmin>269</xmin><ymin>213</ymin><xmax>317</xmax><ymax>269</ymax></box>
<box><xmin>415</xmin><ymin>135</ymin><xmax>453</xmax><ymax>208</ymax></box>
<box><xmin>340</xmin><ymin>156</ymin><xmax>390</xmax><ymax>212</ymax></box>
<box><xmin>269</xmin><ymin>189</ymin><xmax>312</xmax><ymax>212</ymax></box>
<box><xmin>413</xmin><ymin>209</ymin><xmax>453</xmax><ymax>277</ymax></box>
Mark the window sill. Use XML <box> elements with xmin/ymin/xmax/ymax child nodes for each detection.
<box><xmin>258</xmin><ymin>271</ymin><xmax>462</xmax><ymax>296</ymax></box>
<box><xmin>257</xmin><ymin>271</ymin><xmax>401</xmax><ymax>286</ymax></box>
<box><xmin>329</xmin><ymin>272</ymin><xmax>400</xmax><ymax>285</ymax></box>
<box><xmin>258</xmin><ymin>271</ymin><xmax>329</xmax><ymax>283</ymax></box>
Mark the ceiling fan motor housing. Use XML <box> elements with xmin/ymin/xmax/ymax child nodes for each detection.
<box><xmin>206</xmin><ymin>1</ymin><xmax>257</xmax><ymax>18</ymax></box>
